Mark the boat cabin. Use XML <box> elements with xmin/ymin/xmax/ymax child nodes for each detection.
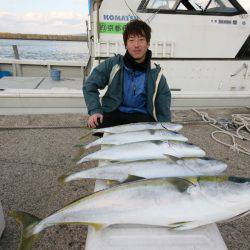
<box><xmin>86</xmin><ymin>0</ymin><xmax>250</xmax><ymax>106</ymax></box>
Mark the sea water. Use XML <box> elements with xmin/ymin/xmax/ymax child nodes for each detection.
<box><xmin>0</xmin><ymin>39</ymin><xmax>89</xmax><ymax>62</ymax></box>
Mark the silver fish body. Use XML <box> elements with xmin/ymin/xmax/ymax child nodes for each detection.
<box><xmin>92</xmin><ymin>122</ymin><xmax>183</xmax><ymax>134</ymax></box>
<box><xmin>62</xmin><ymin>158</ymin><xmax>227</xmax><ymax>183</ymax></box>
<box><xmin>35</xmin><ymin>177</ymin><xmax>250</xmax><ymax>231</ymax></box>
<box><xmin>77</xmin><ymin>141</ymin><xmax>206</xmax><ymax>164</ymax></box>
<box><xmin>11</xmin><ymin>176</ymin><xmax>250</xmax><ymax>250</ymax></box>
<box><xmin>85</xmin><ymin>130</ymin><xmax>188</xmax><ymax>149</ymax></box>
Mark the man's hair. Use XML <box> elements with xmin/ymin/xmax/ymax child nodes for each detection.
<box><xmin>123</xmin><ymin>20</ymin><xmax>151</xmax><ymax>46</ymax></box>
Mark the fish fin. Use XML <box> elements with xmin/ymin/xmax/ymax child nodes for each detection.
<box><xmin>58</xmin><ymin>174</ymin><xmax>69</xmax><ymax>184</ymax></box>
<box><xmin>79</xmin><ymin>131</ymin><xmax>92</xmax><ymax>140</ymax></box>
<box><xmin>106</xmin><ymin>180</ymin><xmax>120</xmax><ymax>185</ymax></box>
<box><xmin>84</xmin><ymin>143</ymin><xmax>93</xmax><ymax>149</ymax></box>
<box><xmin>221</xmin><ymin>210</ymin><xmax>250</xmax><ymax>223</ymax></box>
<box><xmin>89</xmin><ymin>222</ymin><xmax>106</xmax><ymax>231</ymax></box>
<box><xmin>122</xmin><ymin>175</ymin><xmax>145</xmax><ymax>183</ymax></box>
<box><xmin>73</xmin><ymin>143</ymin><xmax>85</xmax><ymax>148</ymax></box>
<box><xmin>167</xmin><ymin>177</ymin><xmax>197</xmax><ymax>192</ymax></box>
<box><xmin>72</xmin><ymin>148</ymin><xmax>86</xmax><ymax>162</ymax></box>
<box><xmin>9</xmin><ymin>211</ymin><xmax>42</xmax><ymax>250</ymax></box>
<box><xmin>77</xmin><ymin>157</ymin><xmax>89</xmax><ymax>164</ymax></box>
<box><xmin>163</xmin><ymin>155</ymin><xmax>179</xmax><ymax>162</ymax></box>
<box><xmin>167</xmin><ymin>221</ymin><xmax>193</xmax><ymax>230</ymax></box>
<box><xmin>228</xmin><ymin>176</ymin><xmax>250</xmax><ymax>183</ymax></box>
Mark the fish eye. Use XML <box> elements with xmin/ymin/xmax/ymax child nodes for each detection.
<box><xmin>202</xmin><ymin>157</ymin><xmax>214</xmax><ymax>161</ymax></box>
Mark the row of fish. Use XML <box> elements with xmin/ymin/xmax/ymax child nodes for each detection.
<box><xmin>10</xmin><ymin>122</ymin><xmax>250</xmax><ymax>250</ymax></box>
<box><xmin>71</xmin><ymin>123</ymin><xmax>221</xmax><ymax>182</ymax></box>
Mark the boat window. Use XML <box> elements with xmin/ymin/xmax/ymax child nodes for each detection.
<box><xmin>206</xmin><ymin>0</ymin><xmax>237</xmax><ymax>13</ymax></box>
<box><xmin>236</xmin><ymin>35</ymin><xmax>250</xmax><ymax>59</ymax></box>
<box><xmin>138</xmin><ymin>0</ymin><xmax>247</xmax><ymax>15</ymax></box>
<box><xmin>177</xmin><ymin>3</ymin><xmax>188</xmax><ymax>10</ymax></box>
<box><xmin>146</xmin><ymin>0</ymin><xmax>178</xmax><ymax>10</ymax></box>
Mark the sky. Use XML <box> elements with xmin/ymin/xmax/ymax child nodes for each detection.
<box><xmin>0</xmin><ymin>0</ymin><xmax>89</xmax><ymax>35</ymax></box>
<box><xmin>0</xmin><ymin>0</ymin><xmax>249</xmax><ymax>35</ymax></box>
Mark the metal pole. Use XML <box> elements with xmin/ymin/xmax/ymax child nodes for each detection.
<box><xmin>12</xmin><ymin>45</ymin><xmax>20</xmax><ymax>59</ymax></box>
<box><xmin>12</xmin><ymin>45</ymin><xmax>22</xmax><ymax>76</ymax></box>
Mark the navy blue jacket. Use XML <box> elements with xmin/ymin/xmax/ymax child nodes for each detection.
<box><xmin>83</xmin><ymin>54</ymin><xmax>171</xmax><ymax>122</ymax></box>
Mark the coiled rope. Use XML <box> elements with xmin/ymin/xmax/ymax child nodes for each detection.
<box><xmin>192</xmin><ymin>109</ymin><xmax>250</xmax><ymax>156</ymax></box>
<box><xmin>232</xmin><ymin>114</ymin><xmax>250</xmax><ymax>140</ymax></box>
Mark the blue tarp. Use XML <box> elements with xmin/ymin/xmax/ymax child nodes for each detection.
<box><xmin>0</xmin><ymin>71</ymin><xmax>12</xmax><ymax>79</ymax></box>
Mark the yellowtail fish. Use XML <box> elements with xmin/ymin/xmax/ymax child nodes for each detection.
<box><xmin>92</xmin><ymin>122</ymin><xmax>183</xmax><ymax>134</ymax></box>
<box><xmin>10</xmin><ymin>176</ymin><xmax>250</xmax><ymax>250</ymax></box>
<box><xmin>77</xmin><ymin>141</ymin><xmax>206</xmax><ymax>164</ymax></box>
<box><xmin>59</xmin><ymin>157</ymin><xmax>227</xmax><ymax>184</ymax></box>
<box><xmin>82</xmin><ymin>130</ymin><xmax>188</xmax><ymax>149</ymax></box>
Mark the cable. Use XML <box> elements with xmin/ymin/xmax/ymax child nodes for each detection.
<box><xmin>124</xmin><ymin>0</ymin><xmax>141</xmax><ymax>20</ymax></box>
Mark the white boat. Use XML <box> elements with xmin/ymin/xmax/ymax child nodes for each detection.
<box><xmin>86</xmin><ymin>0</ymin><xmax>250</xmax><ymax>108</ymax></box>
<box><xmin>0</xmin><ymin>0</ymin><xmax>249</xmax><ymax>114</ymax></box>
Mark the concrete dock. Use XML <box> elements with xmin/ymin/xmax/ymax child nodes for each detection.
<box><xmin>0</xmin><ymin>108</ymin><xmax>249</xmax><ymax>250</ymax></box>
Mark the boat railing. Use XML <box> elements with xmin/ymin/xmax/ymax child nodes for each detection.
<box><xmin>0</xmin><ymin>44</ymin><xmax>87</xmax><ymax>78</ymax></box>
<box><xmin>94</xmin><ymin>40</ymin><xmax>174</xmax><ymax>58</ymax></box>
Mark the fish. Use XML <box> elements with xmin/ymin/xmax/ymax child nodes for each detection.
<box><xmin>92</xmin><ymin>122</ymin><xmax>183</xmax><ymax>134</ymax></box>
<box><xmin>83</xmin><ymin>130</ymin><xmax>188</xmax><ymax>149</ymax></box>
<box><xmin>59</xmin><ymin>157</ymin><xmax>227</xmax><ymax>184</ymax></box>
<box><xmin>77</xmin><ymin>141</ymin><xmax>206</xmax><ymax>164</ymax></box>
<box><xmin>10</xmin><ymin>176</ymin><xmax>250</xmax><ymax>250</ymax></box>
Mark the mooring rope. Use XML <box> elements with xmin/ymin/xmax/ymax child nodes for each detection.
<box><xmin>192</xmin><ymin>109</ymin><xmax>250</xmax><ymax>156</ymax></box>
<box><xmin>232</xmin><ymin>114</ymin><xmax>250</xmax><ymax>140</ymax></box>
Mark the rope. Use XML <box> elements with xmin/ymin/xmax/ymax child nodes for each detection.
<box><xmin>192</xmin><ymin>109</ymin><xmax>250</xmax><ymax>156</ymax></box>
<box><xmin>192</xmin><ymin>108</ymin><xmax>217</xmax><ymax>124</ymax></box>
<box><xmin>211</xmin><ymin>131</ymin><xmax>250</xmax><ymax>155</ymax></box>
<box><xmin>232</xmin><ymin>114</ymin><xmax>250</xmax><ymax>140</ymax></box>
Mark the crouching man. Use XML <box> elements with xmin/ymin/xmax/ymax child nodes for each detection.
<box><xmin>83</xmin><ymin>19</ymin><xmax>171</xmax><ymax>129</ymax></box>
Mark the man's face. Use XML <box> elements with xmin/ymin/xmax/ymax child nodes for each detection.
<box><xmin>126</xmin><ymin>34</ymin><xmax>150</xmax><ymax>62</ymax></box>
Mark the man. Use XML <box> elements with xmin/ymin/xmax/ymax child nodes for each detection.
<box><xmin>83</xmin><ymin>19</ymin><xmax>171</xmax><ymax>129</ymax></box>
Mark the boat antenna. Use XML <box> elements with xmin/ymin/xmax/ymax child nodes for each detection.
<box><xmin>124</xmin><ymin>0</ymin><xmax>142</xmax><ymax>20</ymax></box>
<box><xmin>146</xmin><ymin>5</ymin><xmax>164</xmax><ymax>24</ymax></box>
<box><xmin>194</xmin><ymin>3</ymin><xmax>204</xmax><ymax>11</ymax></box>
<box><xmin>123</xmin><ymin>0</ymin><xmax>161</xmax><ymax>25</ymax></box>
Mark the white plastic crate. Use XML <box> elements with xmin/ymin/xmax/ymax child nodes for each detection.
<box><xmin>85</xmin><ymin>180</ymin><xmax>227</xmax><ymax>250</ymax></box>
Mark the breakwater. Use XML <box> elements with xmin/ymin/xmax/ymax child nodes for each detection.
<box><xmin>0</xmin><ymin>32</ymin><xmax>87</xmax><ymax>41</ymax></box>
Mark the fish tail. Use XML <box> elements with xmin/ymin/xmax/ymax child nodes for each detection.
<box><xmin>73</xmin><ymin>143</ymin><xmax>85</xmax><ymax>148</ymax></box>
<box><xmin>77</xmin><ymin>156</ymin><xmax>90</xmax><ymax>164</ymax></box>
<box><xmin>58</xmin><ymin>174</ymin><xmax>69</xmax><ymax>184</ymax></box>
<box><xmin>9</xmin><ymin>211</ymin><xmax>42</xmax><ymax>250</ymax></box>
<box><xmin>79</xmin><ymin>130</ymin><xmax>92</xmax><ymax>140</ymax></box>
<box><xmin>72</xmin><ymin>148</ymin><xmax>86</xmax><ymax>162</ymax></box>
<box><xmin>84</xmin><ymin>142</ymin><xmax>94</xmax><ymax>149</ymax></box>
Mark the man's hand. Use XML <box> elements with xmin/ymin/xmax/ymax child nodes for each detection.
<box><xmin>87</xmin><ymin>113</ymin><xmax>103</xmax><ymax>128</ymax></box>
